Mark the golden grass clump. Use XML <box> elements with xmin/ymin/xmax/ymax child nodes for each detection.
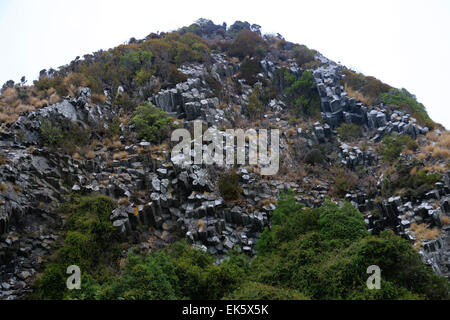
<box><xmin>113</xmin><ymin>151</ymin><xmax>128</xmax><ymax>160</ymax></box>
<box><xmin>84</xmin><ymin>150</ymin><xmax>96</xmax><ymax>159</ymax></box>
<box><xmin>417</xmin><ymin>153</ymin><xmax>426</xmax><ymax>161</ymax></box>
<box><xmin>442</xmin><ymin>216</ymin><xmax>450</xmax><ymax>225</ymax></box>
<box><xmin>15</xmin><ymin>104</ymin><xmax>35</xmax><ymax>114</ymax></box>
<box><xmin>418</xmin><ymin>130</ymin><xmax>450</xmax><ymax>167</ymax></box>
<box><xmin>432</xmin><ymin>147</ymin><xmax>450</xmax><ymax>159</ymax></box>
<box><xmin>118</xmin><ymin>197</ymin><xmax>130</xmax><ymax>206</ymax></box>
<box><xmin>49</xmin><ymin>94</ymin><xmax>62</xmax><ymax>104</ymax></box>
<box><xmin>344</xmin><ymin>84</ymin><xmax>372</xmax><ymax>106</ymax></box>
<box><xmin>409</xmin><ymin>223</ymin><xmax>441</xmax><ymax>240</ymax></box>
<box><xmin>91</xmin><ymin>94</ymin><xmax>107</xmax><ymax>105</ymax></box>
<box><xmin>72</xmin><ymin>152</ymin><xmax>82</xmax><ymax>160</ymax></box>
<box><xmin>2</xmin><ymin>88</ymin><xmax>18</xmax><ymax>104</ymax></box>
<box><xmin>113</xmin><ymin>139</ymin><xmax>123</xmax><ymax>149</ymax></box>
<box><xmin>103</xmin><ymin>138</ymin><xmax>112</xmax><ymax>147</ymax></box>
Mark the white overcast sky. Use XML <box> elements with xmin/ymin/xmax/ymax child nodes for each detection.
<box><xmin>1</xmin><ymin>0</ymin><xmax>449</xmax><ymax>128</ymax></box>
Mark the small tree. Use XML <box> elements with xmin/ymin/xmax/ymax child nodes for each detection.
<box><xmin>284</xmin><ymin>70</ymin><xmax>320</xmax><ymax>118</ymax></box>
<box><xmin>218</xmin><ymin>169</ymin><xmax>242</xmax><ymax>201</ymax></box>
<box><xmin>337</xmin><ymin>123</ymin><xmax>362</xmax><ymax>141</ymax></box>
<box><xmin>246</xmin><ymin>84</ymin><xmax>264</xmax><ymax>120</ymax></box>
<box><xmin>131</xmin><ymin>102</ymin><xmax>174</xmax><ymax>144</ymax></box>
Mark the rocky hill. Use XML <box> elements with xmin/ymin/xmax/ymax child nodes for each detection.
<box><xmin>0</xmin><ymin>19</ymin><xmax>449</xmax><ymax>300</ymax></box>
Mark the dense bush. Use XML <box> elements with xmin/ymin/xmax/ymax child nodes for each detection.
<box><xmin>304</xmin><ymin>148</ymin><xmax>324</xmax><ymax>165</ymax></box>
<box><xmin>238</xmin><ymin>58</ymin><xmax>262</xmax><ymax>86</ymax></box>
<box><xmin>98</xmin><ymin>241</ymin><xmax>248</xmax><ymax>300</ymax></box>
<box><xmin>381</xmin><ymin>159</ymin><xmax>442</xmax><ymax>197</ymax></box>
<box><xmin>33</xmin><ymin>196</ymin><xmax>120</xmax><ymax>300</ymax></box>
<box><xmin>382</xmin><ymin>88</ymin><xmax>435</xmax><ymax>129</ymax></box>
<box><xmin>218</xmin><ymin>169</ymin><xmax>242</xmax><ymax>201</ymax></box>
<box><xmin>40</xmin><ymin>119</ymin><xmax>64</xmax><ymax>146</ymax></box>
<box><xmin>250</xmin><ymin>192</ymin><xmax>449</xmax><ymax>300</ymax></box>
<box><xmin>40</xmin><ymin>117</ymin><xmax>90</xmax><ymax>152</ymax></box>
<box><xmin>227</xmin><ymin>30</ymin><xmax>267</xmax><ymax>59</ymax></box>
<box><xmin>98</xmin><ymin>252</ymin><xmax>180</xmax><ymax>300</ymax></box>
<box><xmin>292</xmin><ymin>44</ymin><xmax>316</xmax><ymax>67</ymax></box>
<box><xmin>224</xmin><ymin>282</ymin><xmax>309</xmax><ymax>300</ymax></box>
<box><xmin>380</xmin><ymin>134</ymin><xmax>418</xmax><ymax>162</ymax></box>
<box><xmin>337</xmin><ymin>123</ymin><xmax>362</xmax><ymax>141</ymax></box>
<box><xmin>31</xmin><ymin>30</ymin><xmax>209</xmax><ymax>115</ymax></box>
<box><xmin>246</xmin><ymin>84</ymin><xmax>265</xmax><ymax>119</ymax></box>
<box><xmin>284</xmin><ymin>70</ymin><xmax>321</xmax><ymax>118</ymax></box>
<box><xmin>342</xmin><ymin>68</ymin><xmax>391</xmax><ymax>105</ymax></box>
<box><xmin>331</xmin><ymin>169</ymin><xmax>357</xmax><ymax>197</ymax></box>
<box><xmin>32</xmin><ymin>192</ymin><xmax>448</xmax><ymax>300</ymax></box>
<box><xmin>131</xmin><ymin>102</ymin><xmax>175</xmax><ymax>143</ymax></box>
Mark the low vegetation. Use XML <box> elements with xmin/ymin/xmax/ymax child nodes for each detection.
<box><xmin>337</xmin><ymin>123</ymin><xmax>363</xmax><ymax>141</ymax></box>
<box><xmin>131</xmin><ymin>102</ymin><xmax>176</xmax><ymax>143</ymax></box>
<box><xmin>304</xmin><ymin>149</ymin><xmax>324</xmax><ymax>166</ymax></box>
<box><xmin>33</xmin><ymin>193</ymin><xmax>449</xmax><ymax>300</ymax></box>
<box><xmin>331</xmin><ymin>168</ymin><xmax>357</xmax><ymax>197</ymax></box>
<box><xmin>381</xmin><ymin>159</ymin><xmax>442</xmax><ymax>197</ymax></box>
<box><xmin>342</xmin><ymin>68</ymin><xmax>392</xmax><ymax>106</ymax></box>
<box><xmin>31</xmin><ymin>196</ymin><xmax>121</xmax><ymax>300</ymax></box>
<box><xmin>246</xmin><ymin>84</ymin><xmax>265</xmax><ymax>119</ymax></box>
<box><xmin>40</xmin><ymin>117</ymin><xmax>90</xmax><ymax>153</ymax></box>
<box><xmin>380</xmin><ymin>134</ymin><xmax>418</xmax><ymax>162</ymax></box>
<box><xmin>283</xmin><ymin>69</ymin><xmax>321</xmax><ymax>119</ymax></box>
<box><xmin>381</xmin><ymin>88</ymin><xmax>435</xmax><ymax>129</ymax></box>
<box><xmin>218</xmin><ymin>169</ymin><xmax>242</xmax><ymax>201</ymax></box>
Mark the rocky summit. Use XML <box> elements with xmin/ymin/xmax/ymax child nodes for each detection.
<box><xmin>0</xmin><ymin>19</ymin><xmax>449</xmax><ymax>300</ymax></box>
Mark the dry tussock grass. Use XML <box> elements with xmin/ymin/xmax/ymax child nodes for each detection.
<box><xmin>344</xmin><ymin>84</ymin><xmax>372</xmax><ymax>106</ymax></box>
<box><xmin>0</xmin><ymin>86</ymin><xmax>51</xmax><ymax>124</ymax></box>
<box><xmin>417</xmin><ymin>130</ymin><xmax>450</xmax><ymax>173</ymax></box>
<box><xmin>409</xmin><ymin>223</ymin><xmax>441</xmax><ymax>240</ymax></box>
<box><xmin>118</xmin><ymin>197</ymin><xmax>130</xmax><ymax>206</ymax></box>
<box><xmin>113</xmin><ymin>151</ymin><xmax>128</xmax><ymax>160</ymax></box>
<box><xmin>84</xmin><ymin>150</ymin><xmax>96</xmax><ymax>159</ymax></box>
<box><xmin>442</xmin><ymin>216</ymin><xmax>450</xmax><ymax>225</ymax></box>
<box><xmin>91</xmin><ymin>94</ymin><xmax>107</xmax><ymax>105</ymax></box>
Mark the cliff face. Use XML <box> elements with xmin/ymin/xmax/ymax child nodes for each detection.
<box><xmin>0</xmin><ymin>19</ymin><xmax>449</xmax><ymax>299</ymax></box>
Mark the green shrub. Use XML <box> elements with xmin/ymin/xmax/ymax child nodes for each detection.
<box><xmin>352</xmin><ymin>230</ymin><xmax>449</xmax><ymax>299</ymax></box>
<box><xmin>382</xmin><ymin>88</ymin><xmax>435</xmax><ymax>128</ymax></box>
<box><xmin>34</xmin><ymin>75</ymin><xmax>68</xmax><ymax>96</ymax></box>
<box><xmin>35</xmin><ymin>264</ymin><xmax>67</xmax><ymax>300</ymax></box>
<box><xmin>98</xmin><ymin>252</ymin><xmax>180</xmax><ymax>300</ymax></box>
<box><xmin>317</xmin><ymin>200</ymin><xmax>368</xmax><ymax>245</ymax></box>
<box><xmin>337</xmin><ymin>123</ymin><xmax>362</xmax><ymax>141</ymax></box>
<box><xmin>292</xmin><ymin>44</ymin><xmax>316</xmax><ymax>67</ymax></box>
<box><xmin>40</xmin><ymin>119</ymin><xmax>64</xmax><ymax>146</ymax></box>
<box><xmin>225</xmin><ymin>282</ymin><xmax>309</xmax><ymax>300</ymax></box>
<box><xmin>40</xmin><ymin>118</ymin><xmax>90</xmax><ymax>152</ymax></box>
<box><xmin>342</xmin><ymin>68</ymin><xmax>391</xmax><ymax>105</ymax></box>
<box><xmin>218</xmin><ymin>169</ymin><xmax>242</xmax><ymax>201</ymax></box>
<box><xmin>239</xmin><ymin>58</ymin><xmax>262</xmax><ymax>86</ymax></box>
<box><xmin>99</xmin><ymin>241</ymin><xmax>248</xmax><ymax>300</ymax></box>
<box><xmin>380</xmin><ymin>134</ymin><xmax>418</xmax><ymax>162</ymax></box>
<box><xmin>246</xmin><ymin>84</ymin><xmax>265</xmax><ymax>119</ymax></box>
<box><xmin>284</xmin><ymin>70</ymin><xmax>321</xmax><ymax>118</ymax></box>
<box><xmin>227</xmin><ymin>30</ymin><xmax>267</xmax><ymax>59</ymax></box>
<box><xmin>109</xmin><ymin>116</ymin><xmax>121</xmax><ymax>137</ymax></box>
<box><xmin>250</xmin><ymin>193</ymin><xmax>449</xmax><ymax>300</ymax></box>
<box><xmin>131</xmin><ymin>102</ymin><xmax>175</xmax><ymax>143</ymax></box>
<box><xmin>304</xmin><ymin>149</ymin><xmax>324</xmax><ymax>165</ymax></box>
<box><xmin>34</xmin><ymin>195</ymin><xmax>120</xmax><ymax>300</ymax></box>
<box><xmin>381</xmin><ymin>159</ymin><xmax>442</xmax><ymax>197</ymax></box>
<box><xmin>331</xmin><ymin>169</ymin><xmax>357</xmax><ymax>197</ymax></box>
